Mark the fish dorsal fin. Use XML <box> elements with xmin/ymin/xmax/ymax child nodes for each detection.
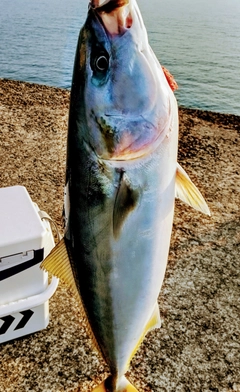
<box><xmin>41</xmin><ymin>238</ymin><xmax>79</xmax><ymax>299</ymax></box>
<box><xmin>41</xmin><ymin>239</ymin><xmax>106</xmax><ymax>359</ymax></box>
<box><xmin>176</xmin><ymin>163</ymin><xmax>211</xmax><ymax>216</ymax></box>
<box><xmin>113</xmin><ymin>171</ymin><xmax>139</xmax><ymax>239</ymax></box>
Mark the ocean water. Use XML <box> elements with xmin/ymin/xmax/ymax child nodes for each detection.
<box><xmin>0</xmin><ymin>0</ymin><xmax>240</xmax><ymax>115</ymax></box>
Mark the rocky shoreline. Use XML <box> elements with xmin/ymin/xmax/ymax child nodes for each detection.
<box><xmin>0</xmin><ymin>79</ymin><xmax>239</xmax><ymax>391</ymax></box>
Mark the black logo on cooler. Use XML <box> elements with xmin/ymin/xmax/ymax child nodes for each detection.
<box><xmin>0</xmin><ymin>310</ymin><xmax>34</xmax><ymax>335</ymax></box>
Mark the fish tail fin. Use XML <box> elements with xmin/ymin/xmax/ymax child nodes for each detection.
<box><xmin>91</xmin><ymin>379</ymin><xmax>107</xmax><ymax>392</ymax></box>
<box><xmin>92</xmin><ymin>375</ymin><xmax>139</xmax><ymax>392</ymax></box>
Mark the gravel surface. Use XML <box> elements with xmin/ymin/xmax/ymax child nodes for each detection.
<box><xmin>0</xmin><ymin>79</ymin><xmax>239</xmax><ymax>392</ymax></box>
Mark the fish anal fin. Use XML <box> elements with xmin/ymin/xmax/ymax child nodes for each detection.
<box><xmin>175</xmin><ymin>163</ymin><xmax>211</xmax><ymax>216</ymax></box>
<box><xmin>144</xmin><ymin>301</ymin><xmax>161</xmax><ymax>333</ymax></box>
<box><xmin>126</xmin><ymin>302</ymin><xmax>161</xmax><ymax>372</ymax></box>
<box><xmin>113</xmin><ymin>172</ymin><xmax>139</xmax><ymax>239</ymax></box>
<box><xmin>40</xmin><ymin>238</ymin><xmax>79</xmax><ymax>299</ymax></box>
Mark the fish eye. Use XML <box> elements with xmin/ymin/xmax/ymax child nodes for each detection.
<box><xmin>90</xmin><ymin>47</ymin><xmax>109</xmax><ymax>83</ymax></box>
<box><xmin>95</xmin><ymin>55</ymin><xmax>109</xmax><ymax>72</ymax></box>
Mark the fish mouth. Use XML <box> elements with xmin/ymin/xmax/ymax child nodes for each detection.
<box><xmin>91</xmin><ymin>0</ymin><xmax>133</xmax><ymax>36</ymax></box>
<box><xmin>91</xmin><ymin>111</ymin><xmax>172</xmax><ymax>162</ymax></box>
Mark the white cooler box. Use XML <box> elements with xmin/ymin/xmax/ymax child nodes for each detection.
<box><xmin>0</xmin><ymin>185</ymin><xmax>58</xmax><ymax>343</ymax></box>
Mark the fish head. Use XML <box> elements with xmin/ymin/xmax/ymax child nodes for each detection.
<box><xmin>71</xmin><ymin>0</ymin><xmax>176</xmax><ymax>161</ymax></box>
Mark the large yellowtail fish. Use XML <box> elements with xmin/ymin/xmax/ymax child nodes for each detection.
<box><xmin>41</xmin><ymin>0</ymin><xmax>210</xmax><ymax>390</ymax></box>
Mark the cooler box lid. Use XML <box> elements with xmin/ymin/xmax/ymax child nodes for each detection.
<box><xmin>0</xmin><ymin>185</ymin><xmax>46</xmax><ymax>259</ymax></box>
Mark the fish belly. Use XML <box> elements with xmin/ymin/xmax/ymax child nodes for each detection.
<box><xmin>108</xmin><ymin>134</ymin><xmax>177</xmax><ymax>375</ymax></box>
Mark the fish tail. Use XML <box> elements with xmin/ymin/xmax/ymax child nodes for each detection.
<box><xmin>92</xmin><ymin>375</ymin><xmax>139</xmax><ymax>392</ymax></box>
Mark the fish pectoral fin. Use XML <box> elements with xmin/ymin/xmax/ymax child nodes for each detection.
<box><xmin>113</xmin><ymin>171</ymin><xmax>139</xmax><ymax>239</ymax></box>
<box><xmin>40</xmin><ymin>238</ymin><xmax>79</xmax><ymax>299</ymax></box>
<box><xmin>92</xmin><ymin>376</ymin><xmax>139</xmax><ymax>392</ymax></box>
<box><xmin>175</xmin><ymin>163</ymin><xmax>211</xmax><ymax>216</ymax></box>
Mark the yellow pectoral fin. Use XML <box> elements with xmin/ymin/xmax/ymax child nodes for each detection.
<box><xmin>175</xmin><ymin>163</ymin><xmax>211</xmax><ymax>216</ymax></box>
<box><xmin>40</xmin><ymin>238</ymin><xmax>79</xmax><ymax>299</ymax></box>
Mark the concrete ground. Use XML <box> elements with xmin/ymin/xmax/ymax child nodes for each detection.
<box><xmin>0</xmin><ymin>79</ymin><xmax>239</xmax><ymax>392</ymax></box>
